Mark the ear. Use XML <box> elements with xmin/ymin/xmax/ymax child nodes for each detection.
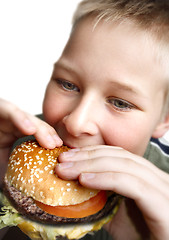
<box><xmin>152</xmin><ymin>113</ymin><xmax>169</xmax><ymax>139</ymax></box>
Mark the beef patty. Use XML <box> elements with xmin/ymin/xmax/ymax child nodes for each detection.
<box><xmin>3</xmin><ymin>177</ymin><xmax>121</xmax><ymax>225</ymax></box>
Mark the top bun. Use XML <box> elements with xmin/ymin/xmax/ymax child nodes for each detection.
<box><xmin>6</xmin><ymin>140</ymin><xmax>99</xmax><ymax>206</ymax></box>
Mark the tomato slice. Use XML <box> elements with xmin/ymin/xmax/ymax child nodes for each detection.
<box><xmin>35</xmin><ymin>191</ymin><xmax>107</xmax><ymax>218</ymax></box>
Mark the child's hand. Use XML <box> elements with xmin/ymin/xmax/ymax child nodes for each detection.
<box><xmin>0</xmin><ymin>98</ymin><xmax>62</xmax><ymax>183</ymax></box>
<box><xmin>56</xmin><ymin>145</ymin><xmax>169</xmax><ymax>240</ymax></box>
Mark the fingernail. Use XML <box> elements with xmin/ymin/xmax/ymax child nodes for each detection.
<box><xmin>58</xmin><ymin>162</ymin><xmax>74</xmax><ymax>169</ymax></box>
<box><xmin>61</xmin><ymin>148</ymin><xmax>80</xmax><ymax>158</ymax></box>
<box><xmin>46</xmin><ymin>134</ymin><xmax>55</xmax><ymax>143</ymax></box>
<box><xmin>82</xmin><ymin>173</ymin><xmax>96</xmax><ymax>180</ymax></box>
<box><xmin>53</xmin><ymin>134</ymin><xmax>63</xmax><ymax>145</ymax></box>
<box><xmin>24</xmin><ymin>118</ymin><xmax>36</xmax><ymax>131</ymax></box>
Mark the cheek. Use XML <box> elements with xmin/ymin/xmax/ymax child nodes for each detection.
<box><xmin>43</xmin><ymin>89</ymin><xmax>66</xmax><ymax>127</ymax></box>
<box><xmin>102</xmin><ymin>116</ymin><xmax>152</xmax><ymax>155</ymax></box>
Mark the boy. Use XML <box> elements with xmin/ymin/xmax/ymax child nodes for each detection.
<box><xmin>0</xmin><ymin>0</ymin><xmax>169</xmax><ymax>239</ymax></box>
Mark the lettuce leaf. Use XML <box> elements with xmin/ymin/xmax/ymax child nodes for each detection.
<box><xmin>0</xmin><ymin>192</ymin><xmax>23</xmax><ymax>228</ymax></box>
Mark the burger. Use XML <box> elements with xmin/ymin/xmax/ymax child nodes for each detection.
<box><xmin>0</xmin><ymin>140</ymin><xmax>122</xmax><ymax>240</ymax></box>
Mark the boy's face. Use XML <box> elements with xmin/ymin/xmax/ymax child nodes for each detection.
<box><xmin>43</xmin><ymin>18</ymin><xmax>166</xmax><ymax>156</ymax></box>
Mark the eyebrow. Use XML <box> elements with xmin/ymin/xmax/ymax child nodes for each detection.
<box><xmin>54</xmin><ymin>61</ymin><xmax>77</xmax><ymax>75</ymax></box>
<box><xmin>54</xmin><ymin>61</ymin><xmax>145</xmax><ymax>97</ymax></box>
<box><xmin>109</xmin><ymin>81</ymin><xmax>138</xmax><ymax>94</ymax></box>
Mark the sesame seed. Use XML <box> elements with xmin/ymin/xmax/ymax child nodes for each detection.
<box><xmin>50</xmin><ymin>187</ymin><xmax>54</xmax><ymax>191</ymax></box>
<box><xmin>35</xmin><ymin>173</ymin><xmax>39</xmax><ymax>178</ymax></box>
<box><xmin>67</xmin><ymin>188</ymin><xmax>71</xmax><ymax>192</ymax></box>
<box><xmin>38</xmin><ymin>178</ymin><xmax>43</xmax><ymax>182</ymax></box>
<box><xmin>40</xmin><ymin>191</ymin><xmax>44</xmax><ymax>197</ymax></box>
<box><xmin>66</xmin><ymin>183</ymin><xmax>71</xmax><ymax>186</ymax></box>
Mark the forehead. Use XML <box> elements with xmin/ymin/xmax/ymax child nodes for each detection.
<box><xmin>62</xmin><ymin>17</ymin><xmax>167</xmax><ymax>90</ymax></box>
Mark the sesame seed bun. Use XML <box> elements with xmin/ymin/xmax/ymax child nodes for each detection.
<box><xmin>6</xmin><ymin>140</ymin><xmax>99</xmax><ymax>206</ymax></box>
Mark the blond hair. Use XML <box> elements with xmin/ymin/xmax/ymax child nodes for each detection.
<box><xmin>72</xmin><ymin>0</ymin><xmax>169</xmax><ymax>116</ymax></box>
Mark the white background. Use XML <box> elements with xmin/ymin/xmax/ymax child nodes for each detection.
<box><xmin>0</xmin><ymin>0</ymin><xmax>168</xmax><ymax>142</ymax></box>
<box><xmin>0</xmin><ymin>0</ymin><xmax>80</xmax><ymax>114</ymax></box>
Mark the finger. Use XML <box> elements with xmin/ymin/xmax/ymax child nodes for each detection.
<box><xmin>28</xmin><ymin>115</ymin><xmax>63</xmax><ymax>149</ymax></box>
<box><xmin>0</xmin><ymin>100</ymin><xmax>36</xmax><ymax>135</ymax></box>
<box><xmin>59</xmin><ymin>145</ymin><xmax>151</xmax><ymax>168</ymax></box>
<box><xmin>79</xmin><ymin>171</ymin><xmax>169</xmax><ymax>214</ymax></box>
<box><xmin>10</xmin><ymin>110</ymin><xmax>62</xmax><ymax>149</ymax></box>
<box><xmin>81</xmin><ymin>172</ymin><xmax>169</xmax><ymax>240</ymax></box>
<box><xmin>59</xmin><ymin>146</ymin><xmax>169</xmax><ymax>184</ymax></box>
<box><xmin>58</xmin><ymin>145</ymin><xmax>130</xmax><ymax>163</ymax></box>
<box><xmin>0</xmin><ymin>99</ymin><xmax>63</xmax><ymax>149</ymax></box>
<box><xmin>55</xmin><ymin>156</ymin><xmax>143</xmax><ymax>182</ymax></box>
<box><xmin>56</xmin><ymin>155</ymin><xmax>169</xmax><ymax>198</ymax></box>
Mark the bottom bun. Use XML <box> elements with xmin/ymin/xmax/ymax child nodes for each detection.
<box><xmin>0</xmin><ymin>190</ymin><xmax>122</xmax><ymax>240</ymax></box>
<box><xmin>18</xmin><ymin>203</ymin><xmax>120</xmax><ymax>240</ymax></box>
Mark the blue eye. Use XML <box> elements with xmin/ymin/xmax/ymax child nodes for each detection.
<box><xmin>107</xmin><ymin>98</ymin><xmax>134</xmax><ymax>111</ymax></box>
<box><xmin>56</xmin><ymin>79</ymin><xmax>80</xmax><ymax>92</ymax></box>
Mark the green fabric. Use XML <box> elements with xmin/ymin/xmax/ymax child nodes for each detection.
<box><xmin>144</xmin><ymin>142</ymin><xmax>169</xmax><ymax>173</ymax></box>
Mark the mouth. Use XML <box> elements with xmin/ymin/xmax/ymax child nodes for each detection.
<box><xmin>61</xmin><ymin>135</ymin><xmax>105</xmax><ymax>149</ymax></box>
<box><xmin>57</xmin><ymin>127</ymin><xmax>104</xmax><ymax>149</ymax></box>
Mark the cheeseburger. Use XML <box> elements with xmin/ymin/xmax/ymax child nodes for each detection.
<box><xmin>0</xmin><ymin>140</ymin><xmax>121</xmax><ymax>240</ymax></box>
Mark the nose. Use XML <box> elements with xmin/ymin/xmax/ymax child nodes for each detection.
<box><xmin>63</xmin><ymin>94</ymin><xmax>100</xmax><ymax>137</ymax></box>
